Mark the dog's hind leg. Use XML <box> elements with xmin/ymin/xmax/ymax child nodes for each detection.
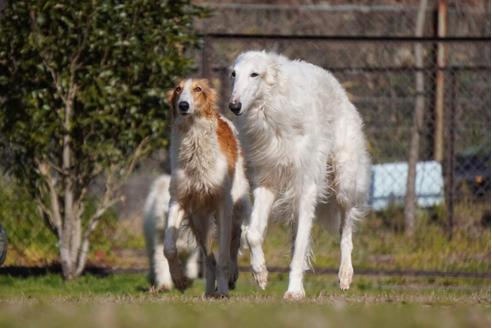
<box><xmin>338</xmin><ymin>206</ymin><xmax>357</xmax><ymax>290</ymax></box>
<box><xmin>216</xmin><ymin>194</ymin><xmax>234</xmax><ymax>298</ymax></box>
<box><xmin>185</xmin><ymin>247</ymin><xmax>201</xmax><ymax>280</ymax></box>
<box><xmin>245</xmin><ymin>187</ymin><xmax>275</xmax><ymax>290</ymax></box>
<box><xmin>164</xmin><ymin>200</ymin><xmax>192</xmax><ymax>291</ymax></box>
<box><xmin>143</xmin><ymin>205</ymin><xmax>173</xmax><ymax>291</ymax></box>
<box><xmin>334</xmin><ymin>147</ymin><xmax>369</xmax><ymax>291</ymax></box>
<box><xmin>230</xmin><ymin>196</ymin><xmax>251</xmax><ymax>290</ymax></box>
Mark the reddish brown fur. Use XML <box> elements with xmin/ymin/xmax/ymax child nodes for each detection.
<box><xmin>191</xmin><ymin>79</ymin><xmax>217</xmax><ymax>119</ymax></box>
<box><xmin>216</xmin><ymin>117</ymin><xmax>238</xmax><ymax>174</ymax></box>
<box><xmin>167</xmin><ymin>78</ymin><xmax>238</xmax><ymax>186</ymax></box>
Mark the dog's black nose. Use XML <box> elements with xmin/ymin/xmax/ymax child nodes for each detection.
<box><xmin>178</xmin><ymin>101</ymin><xmax>190</xmax><ymax>113</ymax></box>
<box><xmin>229</xmin><ymin>102</ymin><xmax>242</xmax><ymax>115</ymax></box>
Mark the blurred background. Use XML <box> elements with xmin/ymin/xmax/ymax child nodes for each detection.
<box><xmin>0</xmin><ymin>0</ymin><xmax>489</xmax><ymax>280</ymax></box>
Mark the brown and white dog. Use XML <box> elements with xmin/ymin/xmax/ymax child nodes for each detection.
<box><xmin>163</xmin><ymin>79</ymin><xmax>251</xmax><ymax>297</ymax></box>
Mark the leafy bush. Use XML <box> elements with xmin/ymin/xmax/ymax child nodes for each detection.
<box><xmin>0</xmin><ymin>0</ymin><xmax>207</xmax><ymax>278</ymax></box>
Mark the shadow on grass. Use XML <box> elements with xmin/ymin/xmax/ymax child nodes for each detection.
<box><xmin>0</xmin><ymin>264</ymin><xmax>112</xmax><ymax>278</ymax></box>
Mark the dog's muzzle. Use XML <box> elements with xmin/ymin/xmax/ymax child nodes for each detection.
<box><xmin>228</xmin><ymin>101</ymin><xmax>242</xmax><ymax>115</ymax></box>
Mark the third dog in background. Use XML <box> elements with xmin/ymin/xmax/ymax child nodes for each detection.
<box><xmin>143</xmin><ymin>174</ymin><xmax>200</xmax><ymax>291</ymax></box>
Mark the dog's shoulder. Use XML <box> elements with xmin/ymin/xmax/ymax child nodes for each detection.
<box><xmin>216</xmin><ymin>115</ymin><xmax>238</xmax><ymax>173</ymax></box>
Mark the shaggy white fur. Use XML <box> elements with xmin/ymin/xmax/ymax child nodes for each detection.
<box><xmin>229</xmin><ymin>51</ymin><xmax>370</xmax><ymax>299</ymax></box>
<box><xmin>143</xmin><ymin>174</ymin><xmax>200</xmax><ymax>291</ymax></box>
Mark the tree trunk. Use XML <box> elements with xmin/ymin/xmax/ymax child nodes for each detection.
<box><xmin>404</xmin><ymin>0</ymin><xmax>428</xmax><ymax>236</ymax></box>
<box><xmin>60</xmin><ymin>88</ymin><xmax>76</xmax><ymax>280</ymax></box>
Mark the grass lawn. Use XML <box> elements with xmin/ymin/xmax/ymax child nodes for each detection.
<box><xmin>1</xmin><ymin>194</ymin><xmax>489</xmax><ymax>327</ymax></box>
<box><xmin>0</xmin><ymin>272</ymin><xmax>489</xmax><ymax>327</ymax></box>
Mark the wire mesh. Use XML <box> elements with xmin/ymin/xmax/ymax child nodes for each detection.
<box><xmin>195</xmin><ymin>0</ymin><xmax>490</xmax><ymax>215</ymax></box>
<box><xmin>1</xmin><ymin>0</ymin><xmax>490</xmax><ymax>268</ymax></box>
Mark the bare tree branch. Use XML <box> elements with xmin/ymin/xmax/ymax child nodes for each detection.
<box><xmin>36</xmin><ymin>161</ymin><xmax>62</xmax><ymax>237</ymax></box>
<box><xmin>74</xmin><ymin>138</ymin><xmax>150</xmax><ymax>275</ymax></box>
<box><xmin>29</xmin><ymin>11</ymin><xmax>67</xmax><ymax>105</ymax></box>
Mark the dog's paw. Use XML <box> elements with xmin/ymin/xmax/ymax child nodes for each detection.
<box><xmin>205</xmin><ymin>291</ymin><xmax>229</xmax><ymax>299</ymax></box>
<box><xmin>152</xmin><ymin>278</ymin><xmax>173</xmax><ymax>292</ymax></box>
<box><xmin>172</xmin><ymin>276</ymin><xmax>193</xmax><ymax>292</ymax></box>
<box><xmin>283</xmin><ymin>289</ymin><xmax>305</xmax><ymax>300</ymax></box>
<box><xmin>228</xmin><ymin>279</ymin><xmax>237</xmax><ymax>290</ymax></box>
<box><xmin>229</xmin><ymin>267</ymin><xmax>239</xmax><ymax>290</ymax></box>
<box><xmin>338</xmin><ymin>265</ymin><xmax>353</xmax><ymax>291</ymax></box>
<box><xmin>149</xmin><ymin>284</ymin><xmax>172</xmax><ymax>294</ymax></box>
<box><xmin>251</xmin><ymin>263</ymin><xmax>268</xmax><ymax>290</ymax></box>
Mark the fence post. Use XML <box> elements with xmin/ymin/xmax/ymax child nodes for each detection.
<box><xmin>445</xmin><ymin>68</ymin><xmax>457</xmax><ymax>238</ymax></box>
<box><xmin>433</xmin><ymin>0</ymin><xmax>448</xmax><ymax>162</ymax></box>
<box><xmin>218</xmin><ymin>68</ymin><xmax>229</xmax><ymax>112</ymax></box>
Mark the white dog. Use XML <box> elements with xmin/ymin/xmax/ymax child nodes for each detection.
<box><xmin>143</xmin><ymin>174</ymin><xmax>200</xmax><ymax>291</ymax></box>
<box><xmin>229</xmin><ymin>51</ymin><xmax>370</xmax><ymax>299</ymax></box>
<box><xmin>164</xmin><ymin>79</ymin><xmax>251</xmax><ymax>297</ymax></box>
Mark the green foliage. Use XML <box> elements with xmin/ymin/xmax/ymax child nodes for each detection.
<box><xmin>0</xmin><ymin>0</ymin><xmax>207</xmax><ymax>187</ymax></box>
<box><xmin>0</xmin><ymin>1</ymin><xmax>207</xmax><ymax>274</ymax></box>
<box><xmin>0</xmin><ymin>176</ymin><xmax>120</xmax><ymax>265</ymax></box>
<box><xmin>0</xmin><ymin>177</ymin><xmax>58</xmax><ymax>265</ymax></box>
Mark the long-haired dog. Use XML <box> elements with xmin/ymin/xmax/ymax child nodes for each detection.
<box><xmin>143</xmin><ymin>174</ymin><xmax>200</xmax><ymax>291</ymax></box>
<box><xmin>164</xmin><ymin>79</ymin><xmax>251</xmax><ymax>297</ymax></box>
<box><xmin>229</xmin><ymin>51</ymin><xmax>370</xmax><ymax>299</ymax></box>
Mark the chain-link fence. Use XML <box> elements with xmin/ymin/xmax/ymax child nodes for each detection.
<box><xmin>0</xmin><ymin>0</ymin><xmax>489</xmax><ymax>270</ymax></box>
<box><xmin>194</xmin><ymin>0</ymin><xmax>490</xmax><ymax>233</ymax></box>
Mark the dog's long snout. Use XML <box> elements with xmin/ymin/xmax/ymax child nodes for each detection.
<box><xmin>228</xmin><ymin>101</ymin><xmax>242</xmax><ymax>115</ymax></box>
<box><xmin>178</xmin><ymin>101</ymin><xmax>190</xmax><ymax>114</ymax></box>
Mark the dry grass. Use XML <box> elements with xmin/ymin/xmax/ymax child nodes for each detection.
<box><xmin>0</xmin><ymin>271</ymin><xmax>489</xmax><ymax>327</ymax></box>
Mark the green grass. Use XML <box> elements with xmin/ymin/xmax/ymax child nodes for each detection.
<box><xmin>256</xmin><ymin>218</ymin><xmax>490</xmax><ymax>274</ymax></box>
<box><xmin>0</xmin><ymin>178</ymin><xmax>489</xmax><ymax>326</ymax></box>
<box><xmin>0</xmin><ymin>272</ymin><xmax>489</xmax><ymax>327</ymax></box>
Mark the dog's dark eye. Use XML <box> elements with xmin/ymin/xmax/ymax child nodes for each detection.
<box><xmin>231</xmin><ymin>71</ymin><xmax>236</xmax><ymax>78</ymax></box>
<box><xmin>250</xmin><ymin>72</ymin><xmax>259</xmax><ymax>77</ymax></box>
<box><xmin>194</xmin><ymin>87</ymin><xmax>202</xmax><ymax>92</ymax></box>
<box><xmin>175</xmin><ymin>87</ymin><xmax>182</xmax><ymax>93</ymax></box>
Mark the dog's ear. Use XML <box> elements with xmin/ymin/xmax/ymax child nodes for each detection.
<box><xmin>264</xmin><ymin>58</ymin><xmax>279</xmax><ymax>85</ymax></box>
<box><xmin>166</xmin><ymin>88</ymin><xmax>176</xmax><ymax>121</ymax></box>
<box><xmin>196</xmin><ymin>79</ymin><xmax>217</xmax><ymax>104</ymax></box>
<box><xmin>206</xmin><ymin>85</ymin><xmax>218</xmax><ymax>107</ymax></box>
<box><xmin>201</xmin><ymin>80</ymin><xmax>218</xmax><ymax>115</ymax></box>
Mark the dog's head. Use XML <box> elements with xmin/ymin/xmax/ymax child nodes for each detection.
<box><xmin>167</xmin><ymin>79</ymin><xmax>217</xmax><ymax>121</ymax></box>
<box><xmin>229</xmin><ymin>51</ymin><xmax>278</xmax><ymax>116</ymax></box>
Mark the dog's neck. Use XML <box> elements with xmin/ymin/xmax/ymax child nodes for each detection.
<box><xmin>242</xmin><ymin>95</ymin><xmax>294</xmax><ymax>137</ymax></box>
<box><xmin>171</xmin><ymin>114</ymin><xmax>219</xmax><ymax>172</ymax></box>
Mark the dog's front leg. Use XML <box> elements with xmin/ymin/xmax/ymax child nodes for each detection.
<box><xmin>163</xmin><ymin>199</ymin><xmax>191</xmax><ymax>291</ymax></box>
<box><xmin>190</xmin><ymin>215</ymin><xmax>216</xmax><ymax>298</ymax></box>
<box><xmin>216</xmin><ymin>195</ymin><xmax>233</xmax><ymax>297</ymax></box>
<box><xmin>284</xmin><ymin>183</ymin><xmax>317</xmax><ymax>300</ymax></box>
<box><xmin>245</xmin><ymin>186</ymin><xmax>275</xmax><ymax>290</ymax></box>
